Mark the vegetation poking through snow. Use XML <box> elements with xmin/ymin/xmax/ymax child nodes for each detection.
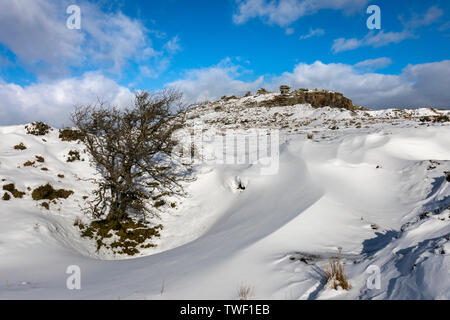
<box><xmin>59</xmin><ymin>128</ymin><xmax>84</xmax><ymax>142</ymax></box>
<box><xmin>35</xmin><ymin>155</ymin><xmax>45</xmax><ymax>163</ymax></box>
<box><xmin>25</xmin><ymin>122</ymin><xmax>51</xmax><ymax>136</ymax></box>
<box><xmin>419</xmin><ymin>114</ymin><xmax>450</xmax><ymax>123</ymax></box>
<box><xmin>323</xmin><ymin>250</ymin><xmax>351</xmax><ymax>290</ymax></box>
<box><xmin>2</xmin><ymin>183</ymin><xmax>25</xmax><ymax>199</ymax></box>
<box><xmin>31</xmin><ymin>184</ymin><xmax>73</xmax><ymax>201</ymax></box>
<box><xmin>23</xmin><ymin>161</ymin><xmax>35</xmax><ymax>167</ymax></box>
<box><xmin>75</xmin><ymin>218</ymin><xmax>163</xmax><ymax>256</ymax></box>
<box><xmin>14</xmin><ymin>143</ymin><xmax>27</xmax><ymax>150</ymax></box>
<box><xmin>237</xmin><ymin>284</ymin><xmax>254</xmax><ymax>300</ymax></box>
<box><xmin>66</xmin><ymin>150</ymin><xmax>81</xmax><ymax>162</ymax></box>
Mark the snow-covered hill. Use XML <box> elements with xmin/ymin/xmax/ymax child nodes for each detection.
<box><xmin>0</xmin><ymin>92</ymin><xmax>449</xmax><ymax>299</ymax></box>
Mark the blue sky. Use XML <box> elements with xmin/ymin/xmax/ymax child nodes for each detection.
<box><xmin>0</xmin><ymin>0</ymin><xmax>449</xmax><ymax>126</ymax></box>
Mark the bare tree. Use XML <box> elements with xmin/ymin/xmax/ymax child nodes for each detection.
<box><xmin>72</xmin><ymin>89</ymin><xmax>192</xmax><ymax>222</ymax></box>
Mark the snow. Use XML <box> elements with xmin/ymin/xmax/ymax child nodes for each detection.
<box><xmin>0</xmin><ymin>96</ymin><xmax>449</xmax><ymax>299</ymax></box>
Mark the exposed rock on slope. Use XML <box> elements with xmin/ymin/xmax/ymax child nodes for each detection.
<box><xmin>258</xmin><ymin>88</ymin><xmax>357</xmax><ymax>110</ymax></box>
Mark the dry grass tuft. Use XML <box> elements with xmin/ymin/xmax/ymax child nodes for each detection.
<box><xmin>323</xmin><ymin>251</ymin><xmax>351</xmax><ymax>290</ymax></box>
<box><xmin>237</xmin><ymin>284</ymin><xmax>254</xmax><ymax>300</ymax></box>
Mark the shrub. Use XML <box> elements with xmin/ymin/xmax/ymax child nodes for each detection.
<box><xmin>2</xmin><ymin>184</ymin><xmax>25</xmax><ymax>198</ymax></box>
<box><xmin>66</xmin><ymin>150</ymin><xmax>81</xmax><ymax>162</ymax></box>
<box><xmin>221</xmin><ymin>95</ymin><xmax>238</xmax><ymax>101</ymax></box>
<box><xmin>2</xmin><ymin>192</ymin><xmax>11</xmax><ymax>201</ymax></box>
<box><xmin>23</xmin><ymin>161</ymin><xmax>35</xmax><ymax>167</ymax></box>
<box><xmin>74</xmin><ymin>217</ymin><xmax>85</xmax><ymax>229</ymax></box>
<box><xmin>59</xmin><ymin>128</ymin><xmax>84</xmax><ymax>141</ymax></box>
<box><xmin>257</xmin><ymin>88</ymin><xmax>268</xmax><ymax>95</ymax></box>
<box><xmin>323</xmin><ymin>252</ymin><xmax>351</xmax><ymax>290</ymax></box>
<box><xmin>307</xmin><ymin>133</ymin><xmax>314</xmax><ymax>139</ymax></box>
<box><xmin>41</xmin><ymin>202</ymin><xmax>50</xmax><ymax>210</ymax></box>
<box><xmin>14</xmin><ymin>143</ymin><xmax>27</xmax><ymax>150</ymax></box>
<box><xmin>35</xmin><ymin>155</ymin><xmax>45</xmax><ymax>163</ymax></box>
<box><xmin>419</xmin><ymin>115</ymin><xmax>450</xmax><ymax>123</ymax></box>
<box><xmin>25</xmin><ymin>122</ymin><xmax>51</xmax><ymax>136</ymax></box>
<box><xmin>76</xmin><ymin>218</ymin><xmax>163</xmax><ymax>255</ymax></box>
<box><xmin>31</xmin><ymin>184</ymin><xmax>73</xmax><ymax>201</ymax></box>
<box><xmin>154</xmin><ymin>200</ymin><xmax>166</xmax><ymax>208</ymax></box>
<box><xmin>58</xmin><ymin>174</ymin><xmax>65</xmax><ymax>179</ymax></box>
<box><xmin>237</xmin><ymin>285</ymin><xmax>254</xmax><ymax>300</ymax></box>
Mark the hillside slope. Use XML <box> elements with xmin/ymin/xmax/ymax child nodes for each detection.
<box><xmin>0</xmin><ymin>93</ymin><xmax>449</xmax><ymax>299</ymax></box>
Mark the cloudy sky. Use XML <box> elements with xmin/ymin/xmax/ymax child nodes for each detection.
<box><xmin>0</xmin><ymin>0</ymin><xmax>449</xmax><ymax>126</ymax></box>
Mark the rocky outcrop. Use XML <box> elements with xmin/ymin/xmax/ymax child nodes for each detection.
<box><xmin>280</xmin><ymin>85</ymin><xmax>290</xmax><ymax>95</ymax></box>
<box><xmin>260</xmin><ymin>88</ymin><xmax>357</xmax><ymax>110</ymax></box>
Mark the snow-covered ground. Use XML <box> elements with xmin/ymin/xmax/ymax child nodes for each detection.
<box><xmin>0</xmin><ymin>96</ymin><xmax>449</xmax><ymax>300</ymax></box>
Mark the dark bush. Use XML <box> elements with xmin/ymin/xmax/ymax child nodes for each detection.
<box><xmin>66</xmin><ymin>150</ymin><xmax>81</xmax><ymax>162</ymax></box>
<box><xmin>35</xmin><ymin>155</ymin><xmax>45</xmax><ymax>163</ymax></box>
<box><xmin>2</xmin><ymin>192</ymin><xmax>11</xmax><ymax>201</ymax></box>
<box><xmin>14</xmin><ymin>143</ymin><xmax>27</xmax><ymax>150</ymax></box>
<box><xmin>257</xmin><ymin>88</ymin><xmax>269</xmax><ymax>95</ymax></box>
<box><xmin>76</xmin><ymin>218</ymin><xmax>162</xmax><ymax>255</ymax></box>
<box><xmin>31</xmin><ymin>184</ymin><xmax>73</xmax><ymax>201</ymax></box>
<box><xmin>154</xmin><ymin>200</ymin><xmax>166</xmax><ymax>208</ymax></box>
<box><xmin>25</xmin><ymin>122</ymin><xmax>51</xmax><ymax>136</ymax></box>
<box><xmin>420</xmin><ymin>115</ymin><xmax>450</xmax><ymax>123</ymax></box>
<box><xmin>2</xmin><ymin>184</ymin><xmax>25</xmax><ymax>198</ymax></box>
<box><xmin>59</xmin><ymin>128</ymin><xmax>85</xmax><ymax>142</ymax></box>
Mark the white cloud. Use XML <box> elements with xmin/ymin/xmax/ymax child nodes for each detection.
<box><xmin>331</xmin><ymin>37</ymin><xmax>362</xmax><ymax>52</ymax></box>
<box><xmin>166</xmin><ymin>59</ymin><xmax>264</xmax><ymax>103</ymax></box>
<box><xmin>233</xmin><ymin>0</ymin><xmax>369</xmax><ymax>27</ymax></box>
<box><xmin>354</xmin><ymin>57</ymin><xmax>392</xmax><ymax>70</ymax></box>
<box><xmin>299</xmin><ymin>28</ymin><xmax>325</xmax><ymax>39</ymax></box>
<box><xmin>332</xmin><ymin>5</ymin><xmax>442</xmax><ymax>53</ymax></box>
<box><xmin>285</xmin><ymin>28</ymin><xmax>295</xmax><ymax>35</ymax></box>
<box><xmin>332</xmin><ymin>30</ymin><xmax>413</xmax><ymax>53</ymax></box>
<box><xmin>0</xmin><ymin>0</ymin><xmax>170</xmax><ymax>77</ymax></box>
<box><xmin>402</xmin><ymin>5</ymin><xmax>443</xmax><ymax>29</ymax></box>
<box><xmin>138</xmin><ymin>58</ymin><xmax>171</xmax><ymax>79</ymax></box>
<box><xmin>439</xmin><ymin>21</ymin><xmax>450</xmax><ymax>32</ymax></box>
<box><xmin>164</xmin><ymin>36</ymin><xmax>182</xmax><ymax>54</ymax></box>
<box><xmin>0</xmin><ymin>0</ymin><xmax>82</xmax><ymax>76</ymax></box>
<box><xmin>0</xmin><ymin>73</ymin><xmax>133</xmax><ymax>127</ymax></box>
